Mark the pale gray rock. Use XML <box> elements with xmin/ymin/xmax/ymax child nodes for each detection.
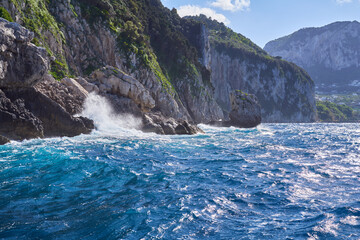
<box><xmin>89</xmin><ymin>66</ymin><xmax>156</xmax><ymax>111</ymax></box>
<box><xmin>75</xmin><ymin>77</ymin><xmax>99</xmax><ymax>94</ymax></box>
<box><xmin>61</xmin><ymin>77</ymin><xmax>89</xmax><ymax>99</ymax></box>
<box><xmin>264</xmin><ymin>21</ymin><xmax>360</xmax><ymax>93</ymax></box>
<box><xmin>0</xmin><ymin>18</ymin><xmax>49</xmax><ymax>88</ymax></box>
<box><xmin>209</xmin><ymin>48</ymin><xmax>316</xmax><ymax>123</ymax></box>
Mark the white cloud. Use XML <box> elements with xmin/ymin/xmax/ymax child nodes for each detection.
<box><xmin>177</xmin><ymin>5</ymin><xmax>230</xmax><ymax>25</ymax></box>
<box><xmin>211</xmin><ymin>0</ymin><xmax>250</xmax><ymax>11</ymax></box>
<box><xmin>336</xmin><ymin>0</ymin><xmax>352</xmax><ymax>3</ymax></box>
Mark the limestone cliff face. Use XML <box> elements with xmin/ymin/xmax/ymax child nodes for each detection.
<box><xmin>1</xmin><ymin>0</ymin><xmax>225</xmax><ymax>124</ymax></box>
<box><xmin>264</xmin><ymin>21</ymin><xmax>360</xmax><ymax>93</ymax></box>
<box><xmin>0</xmin><ymin>18</ymin><xmax>94</xmax><ymax>141</ymax></box>
<box><xmin>209</xmin><ymin>49</ymin><xmax>316</xmax><ymax>122</ymax></box>
<box><xmin>191</xmin><ymin>16</ymin><xmax>316</xmax><ymax>123</ymax></box>
<box><xmin>0</xmin><ymin>19</ymin><xmax>49</xmax><ymax>88</ymax></box>
<box><xmin>1</xmin><ymin>0</ymin><xmax>313</xmax><ymax>130</ymax></box>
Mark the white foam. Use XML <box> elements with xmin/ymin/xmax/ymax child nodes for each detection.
<box><xmin>80</xmin><ymin>93</ymin><xmax>143</xmax><ymax>136</ymax></box>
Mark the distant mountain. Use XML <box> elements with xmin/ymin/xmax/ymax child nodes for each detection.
<box><xmin>264</xmin><ymin>21</ymin><xmax>360</xmax><ymax>93</ymax></box>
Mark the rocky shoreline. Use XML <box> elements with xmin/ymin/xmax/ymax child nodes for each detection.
<box><xmin>0</xmin><ymin>18</ymin><xmax>240</xmax><ymax>144</ymax></box>
<box><xmin>1</xmin><ymin>0</ymin><xmax>315</xmax><ymax>145</ymax></box>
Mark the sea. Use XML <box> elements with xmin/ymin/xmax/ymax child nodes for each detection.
<box><xmin>0</xmin><ymin>94</ymin><xmax>359</xmax><ymax>239</ymax></box>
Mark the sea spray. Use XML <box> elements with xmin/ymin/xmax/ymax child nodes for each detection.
<box><xmin>80</xmin><ymin>93</ymin><xmax>142</xmax><ymax>134</ymax></box>
<box><xmin>1</xmin><ymin>124</ymin><xmax>360</xmax><ymax>239</ymax></box>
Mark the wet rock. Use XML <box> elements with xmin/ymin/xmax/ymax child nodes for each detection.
<box><xmin>209</xmin><ymin>91</ymin><xmax>261</xmax><ymax>128</ymax></box>
<box><xmin>0</xmin><ymin>89</ymin><xmax>44</xmax><ymax>140</ymax></box>
<box><xmin>229</xmin><ymin>91</ymin><xmax>261</xmax><ymax>128</ymax></box>
<box><xmin>0</xmin><ymin>135</ymin><xmax>10</xmax><ymax>145</ymax></box>
<box><xmin>142</xmin><ymin>114</ymin><xmax>164</xmax><ymax>134</ymax></box>
<box><xmin>35</xmin><ymin>74</ymin><xmax>86</xmax><ymax>115</ymax></box>
<box><xmin>175</xmin><ymin>121</ymin><xmax>204</xmax><ymax>135</ymax></box>
<box><xmin>3</xmin><ymin>88</ymin><xmax>93</xmax><ymax>138</ymax></box>
<box><xmin>142</xmin><ymin>112</ymin><xmax>204</xmax><ymax>135</ymax></box>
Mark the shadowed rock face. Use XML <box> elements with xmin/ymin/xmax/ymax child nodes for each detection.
<box><xmin>229</xmin><ymin>91</ymin><xmax>261</xmax><ymax>128</ymax></box>
<box><xmin>0</xmin><ymin>18</ymin><xmax>94</xmax><ymax>144</ymax></box>
<box><xmin>0</xmin><ymin>135</ymin><xmax>9</xmax><ymax>145</ymax></box>
<box><xmin>0</xmin><ymin>89</ymin><xmax>44</xmax><ymax>140</ymax></box>
<box><xmin>141</xmin><ymin>112</ymin><xmax>204</xmax><ymax>135</ymax></box>
<box><xmin>3</xmin><ymin>88</ymin><xmax>93</xmax><ymax>138</ymax></box>
<box><xmin>209</xmin><ymin>91</ymin><xmax>261</xmax><ymax>128</ymax></box>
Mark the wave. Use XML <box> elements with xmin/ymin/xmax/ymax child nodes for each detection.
<box><xmin>79</xmin><ymin>93</ymin><xmax>143</xmax><ymax>136</ymax></box>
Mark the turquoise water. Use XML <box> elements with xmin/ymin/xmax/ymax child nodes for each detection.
<box><xmin>1</xmin><ymin>123</ymin><xmax>360</xmax><ymax>239</ymax></box>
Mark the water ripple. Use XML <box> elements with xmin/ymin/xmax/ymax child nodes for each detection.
<box><xmin>0</xmin><ymin>123</ymin><xmax>360</xmax><ymax>239</ymax></box>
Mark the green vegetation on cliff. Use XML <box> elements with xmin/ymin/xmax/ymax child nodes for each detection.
<box><xmin>187</xmin><ymin>15</ymin><xmax>315</xmax><ymax>120</ymax></box>
<box><xmin>0</xmin><ymin>7</ymin><xmax>13</xmax><ymax>22</ymax></box>
<box><xmin>187</xmin><ymin>14</ymin><xmax>266</xmax><ymax>56</ymax></box>
<box><xmin>316</xmin><ymin>101</ymin><xmax>356</xmax><ymax>122</ymax></box>
<box><xmin>9</xmin><ymin>0</ymin><xmax>69</xmax><ymax>80</ymax></box>
<box><xmin>75</xmin><ymin>0</ymin><xmax>206</xmax><ymax>95</ymax></box>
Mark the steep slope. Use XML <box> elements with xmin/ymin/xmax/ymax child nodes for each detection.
<box><xmin>264</xmin><ymin>21</ymin><xmax>360</xmax><ymax>93</ymax></box>
<box><xmin>1</xmin><ymin>0</ymin><xmax>315</xmax><ymax>130</ymax></box>
<box><xmin>187</xmin><ymin>15</ymin><xmax>316</xmax><ymax>122</ymax></box>
<box><xmin>1</xmin><ymin>0</ymin><xmax>227</xmax><ymax>124</ymax></box>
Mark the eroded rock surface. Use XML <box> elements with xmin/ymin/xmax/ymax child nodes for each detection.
<box><xmin>88</xmin><ymin>66</ymin><xmax>156</xmax><ymax>111</ymax></box>
<box><xmin>0</xmin><ymin>18</ymin><xmax>94</xmax><ymax>143</ymax></box>
<box><xmin>228</xmin><ymin>91</ymin><xmax>261</xmax><ymax>128</ymax></box>
<box><xmin>142</xmin><ymin>112</ymin><xmax>204</xmax><ymax>135</ymax></box>
<box><xmin>0</xmin><ymin>89</ymin><xmax>43</xmax><ymax>140</ymax></box>
<box><xmin>0</xmin><ymin>18</ymin><xmax>49</xmax><ymax>88</ymax></box>
<box><xmin>209</xmin><ymin>91</ymin><xmax>261</xmax><ymax>128</ymax></box>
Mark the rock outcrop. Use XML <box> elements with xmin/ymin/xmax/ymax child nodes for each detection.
<box><xmin>210</xmin><ymin>91</ymin><xmax>261</xmax><ymax>128</ymax></box>
<box><xmin>228</xmin><ymin>91</ymin><xmax>261</xmax><ymax>128</ymax></box>
<box><xmin>0</xmin><ymin>18</ymin><xmax>49</xmax><ymax>88</ymax></box>
<box><xmin>35</xmin><ymin>75</ymin><xmax>87</xmax><ymax>115</ymax></box>
<box><xmin>0</xmin><ymin>135</ymin><xmax>9</xmax><ymax>145</ymax></box>
<box><xmin>0</xmin><ymin>89</ymin><xmax>44</xmax><ymax>140</ymax></box>
<box><xmin>187</xmin><ymin>16</ymin><xmax>316</xmax><ymax>123</ymax></box>
<box><xmin>3</xmin><ymin>88</ymin><xmax>93</xmax><ymax>137</ymax></box>
<box><xmin>0</xmin><ymin>18</ymin><xmax>94</xmax><ymax>144</ymax></box>
<box><xmin>142</xmin><ymin>112</ymin><xmax>204</xmax><ymax>135</ymax></box>
<box><xmin>264</xmin><ymin>21</ymin><xmax>360</xmax><ymax>93</ymax></box>
<box><xmin>88</xmin><ymin>67</ymin><xmax>155</xmax><ymax>111</ymax></box>
<box><xmin>77</xmin><ymin>66</ymin><xmax>204</xmax><ymax>135</ymax></box>
<box><xmin>1</xmin><ymin>0</ymin><xmax>319</xmax><ymax>139</ymax></box>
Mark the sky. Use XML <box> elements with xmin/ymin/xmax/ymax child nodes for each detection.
<box><xmin>161</xmin><ymin>0</ymin><xmax>360</xmax><ymax>48</ymax></box>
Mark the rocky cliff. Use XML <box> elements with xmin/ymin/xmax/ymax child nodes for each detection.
<box><xmin>0</xmin><ymin>0</ymin><xmax>316</xmax><ymax>144</ymax></box>
<box><xmin>187</xmin><ymin>16</ymin><xmax>316</xmax><ymax>122</ymax></box>
<box><xmin>264</xmin><ymin>21</ymin><xmax>360</xmax><ymax>93</ymax></box>
<box><xmin>0</xmin><ymin>18</ymin><xmax>94</xmax><ymax>141</ymax></box>
<box><xmin>1</xmin><ymin>0</ymin><xmax>229</xmax><ymax>123</ymax></box>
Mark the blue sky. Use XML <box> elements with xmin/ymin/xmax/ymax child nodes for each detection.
<box><xmin>161</xmin><ymin>0</ymin><xmax>360</xmax><ymax>48</ymax></box>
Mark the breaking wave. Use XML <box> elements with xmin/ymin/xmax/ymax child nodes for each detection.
<box><xmin>0</xmin><ymin>123</ymin><xmax>360</xmax><ymax>239</ymax></box>
<box><xmin>80</xmin><ymin>92</ymin><xmax>142</xmax><ymax>135</ymax></box>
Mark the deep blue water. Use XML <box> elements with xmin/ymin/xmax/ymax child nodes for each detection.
<box><xmin>1</xmin><ymin>124</ymin><xmax>360</xmax><ymax>239</ymax></box>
